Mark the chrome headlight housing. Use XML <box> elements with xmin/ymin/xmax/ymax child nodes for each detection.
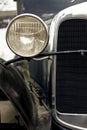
<box><xmin>6</xmin><ymin>14</ymin><xmax>48</xmax><ymax>57</ymax></box>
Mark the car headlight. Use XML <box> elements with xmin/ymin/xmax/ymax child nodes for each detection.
<box><xmin>6</xmin><ymin>14</ymin><xmax>48</xmax><ymax>57</ymax></box>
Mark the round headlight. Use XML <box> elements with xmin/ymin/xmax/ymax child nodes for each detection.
<box><xmin>6</xmin><ymin>14</ymin><xmax>48</xmax><ymax>57</ymax></box>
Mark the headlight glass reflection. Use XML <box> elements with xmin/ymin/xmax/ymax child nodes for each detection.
<box><xmin>6</xmin><ymin>14</ymin><xmax>48</xmax><ymax>57</ymax></box>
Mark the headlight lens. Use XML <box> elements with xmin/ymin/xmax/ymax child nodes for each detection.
<box><xmin>6</xmin><ymin>14</ymin><xmax>48</xmax><ymax>57</ymax></box>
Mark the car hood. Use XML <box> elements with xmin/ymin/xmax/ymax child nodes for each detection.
<box><xmin>22</xmin><ymin>0</ymin><xmax>86</xmax><ymax>22</ymax></box>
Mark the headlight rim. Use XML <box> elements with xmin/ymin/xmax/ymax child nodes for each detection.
<box><xmin>6</xmin><ymin>13</ymin><xmax>48</xmax><ymax>58</ymax></box>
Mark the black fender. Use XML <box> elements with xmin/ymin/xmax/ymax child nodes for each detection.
<box><xmin>0</xmin><ymin>63</ymin><xmax>37</xmax><ymax>129</ymax></box>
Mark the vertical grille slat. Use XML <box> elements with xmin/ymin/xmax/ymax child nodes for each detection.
<box><xmin>56</xmin><ymin>19</ymin><xmax>87</xmax><ymax>113</ymax></box>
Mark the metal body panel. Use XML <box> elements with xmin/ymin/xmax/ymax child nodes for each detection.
<box><xmin>19</xmin><ymin>0</ymin><xmax>86</xmax><ymax>95</ymax></box>
<box><xmin>21</xmin><ymin>0</ymin><xmax>86</xmax><ymax>21</ymax></box>
<box><xmin>49</xmin><ymin>2</ymin><xmax>87</xmax><ymax>130</ymax></box>
<box><xmin>1</xmin><ymin>1</ymin><xmax>87</xmax><ymax>130</ymax></box>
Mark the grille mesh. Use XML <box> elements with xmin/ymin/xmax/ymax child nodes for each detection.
<box><xmin>56</xmin><ymin>19</ymin><xmax>87</xmax><ymax>113</ymax></box>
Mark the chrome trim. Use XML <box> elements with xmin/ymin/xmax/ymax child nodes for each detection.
<box><xmin>33</xmin><ymin>57</ymin><xmax>49</xmax><ymax>61</ymax></box>
<box><xmin>49</xmin><ymin>2</ymin><xmax>87</xmax><ymax>130</ymax></box>
<box><xmin>6</xmin><ymin>13</ymin><xmax>48</xmax><ymax>57</ymax></box>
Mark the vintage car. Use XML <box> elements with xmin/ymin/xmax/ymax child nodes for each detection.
<box><xmin>0</xmin><ymin>0</ymin><xmax>87</xmax><ymax>130</ymax></box>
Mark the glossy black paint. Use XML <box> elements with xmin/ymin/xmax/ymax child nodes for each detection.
<box><xmin>22</xmin><ymin>0</ymin><xmax>86</xmax><ymax>20</ymax></box>
<box><xmin>20</xmin><ymin>1</ymin><xmax>87</xmax><ymax>130</ymax></box>
<box><xmin>0</xmin><ymin>1</ymin><xmax>87</xmax><ymax>130</ymax></box>
<box><xmin>20</xmin><ymin>0</ymin><xmax>87</xmax><ymax>92</ymax></box>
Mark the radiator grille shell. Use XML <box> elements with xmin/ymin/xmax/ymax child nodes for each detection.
<box><xmin>56</xmin><ymin>19</ymin><xmax>87</xmax><ymax>113</ymax></box>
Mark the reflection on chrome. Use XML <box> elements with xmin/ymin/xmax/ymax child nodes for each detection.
<box><xmin>71</xmin><ymin>0</ymin><xmax>76</xmax><ymax>2</ymax></box>
<box><xmin>49</xmin><ymin>2</ymin><xmax>87</xmax><ymax>130</ymax></box>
